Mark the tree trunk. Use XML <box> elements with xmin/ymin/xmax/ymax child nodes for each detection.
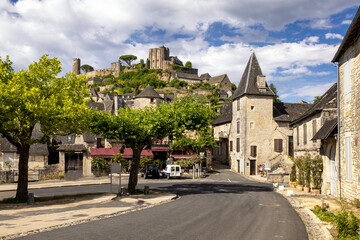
<box><xmin>128</xmin><ymin>146</ymin><xmax>142</xmax><ymax>194</ymax></box>
<box><xmin>16</xmin><ymin>144</ymin><xmax>30</xmax><ymax>202</ymax></box>
<box><xmin>206</xmin><ymin>147</ymin><xmax>212</xmax><ymax>169</ymax></box>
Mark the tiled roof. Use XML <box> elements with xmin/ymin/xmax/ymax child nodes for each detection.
<box><xmin>29</xmin><ymin>143</ymin><xmax>49</xmax><ymax>155</ymax></box>
<box><xmin>135</xmin><ymin>84</ymin><xmax>163</xmax><ymax>99</ymax></box>
<box><xmin>209</xmin><ymin>74</ymin><xmax>227</xmax><ymax>85</ymax></box>
<box><xmin>291</xmin><ymin>83</ymin><xmax>337</xmax><ymax>126</ymax></box>
<box><xmin>172</xmin><ymin>72</ymin><xmax>201</xmax><ymax>81</ymax></box>
<box><xmin>200</xmin><ymin>73</ymin><xmax>211</xmax><ymax>80</ymax></box>
<box><xmin>273</xmin><ymin>102</ymin><xmax>313</xmax><ymax>122</ymax></box>
<box><xmin>332</xmin><ymin>7</ymin><xmax>360</xmax><ymax>62</ymax></box>
<box><xmin>212</xmin><ymin>103</ymin><xmax>232</xmax><ymax>126</ymax></box>
<box><xmin>0</xmin><ymin>138</ymin><xmax>17</xmax><ymax>152</ymax></box>
<box><xmin>57</xmin><ymin>144</ymin><xmax>87</xmax><ymax>151</ymax></box>
<box><xmin>312</xmin><ymin>118</ymin><xmax>337</xmax><ymax>140</ymax></box>
<box><xmin>87</xmin><ymin>101</ymin><xmax>105</xmax><ymax>111</ymax></box>
<box><xmin>232</xmin><ymin>52</ymin><xmax>274</xmax><ymax>100</ymax></box>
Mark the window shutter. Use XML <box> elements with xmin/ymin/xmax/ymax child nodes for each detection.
<box><xmin>344</xmin><ymin>54</ymin><xmax>352</xmax><ymax>98</ymax></box>
<box><xmin>274</xmin><ymin>139</ymin><xmax>283</xmax><ymax>153</ymax></box>
<box><xmin>250</xmin><ymin>146</ymin><xmax>257</xmax><ymax>157</ymax></box>
<box><xmin>236</xmin><ymin>138</ymin><xmax>240</xmax><ymax>152</ymax></box>
<box><xmin>345</xmin><ymin>137</ymin><xmax>352</xmax><ymax>179</ymax></box>
<box><xmin>237</xmin><ymin>121</ymin><xmax>240</xmax><ymax>134</ymax></box>
<box><xmin>303</xmin><ymin>124</ymin><xmax>307</xmax><ymax>145</ymax></box>
<box><xmin>296</xmin><ymin>127</ymin><xmax>299</xmax><ymax>146</ymax></box>
<box><xmin>312</xmin><ymin>119</ymin><xmax>317</xmax><ymax>141</ymax></box>
<box><xmin>237</xmin><ymin>99</ymin><xmax>240</xmax><ymax>111</ymax></box>
<box><xmin>230</xmin><ymin>141</ymin><xmax>233</xmax><ymax>152</ymax></box>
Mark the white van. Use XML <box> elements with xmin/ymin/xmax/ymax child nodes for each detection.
<box><xmin>162</xmin><ymin>165</ymin><xmax>182</xmax><ymax>179</ymax></box>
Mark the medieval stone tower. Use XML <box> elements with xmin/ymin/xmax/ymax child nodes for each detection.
<box><xmin>73</xmin><ymin>58</ymin><xmax>80</xmax><ymax>75</ymax></box>
<box><xmin>229</xmin><ymin>52</ymin><xmax>274</xmax><ymax>175</ymax></box>
<box><xmin>149</xmin><ymin>46</ymin><xmax>170</xmax><ymax>69</ymax></box>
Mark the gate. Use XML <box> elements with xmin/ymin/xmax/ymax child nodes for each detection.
<box><xmin>65</xmin><ymin>152</ymin><xmax>83</xmax><ymax>180</ymax></box>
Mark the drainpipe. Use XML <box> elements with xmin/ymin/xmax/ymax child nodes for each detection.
<box><xmin>334</xmin><ymin>62</ymin><xmax>341</xmax><ymax>200</ymax></box>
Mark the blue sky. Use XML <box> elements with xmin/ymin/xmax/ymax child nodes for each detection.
<box><xmin>1</xmin><ymin>0</ymin><xmax>359</xmax><ymax>102</ymax></box>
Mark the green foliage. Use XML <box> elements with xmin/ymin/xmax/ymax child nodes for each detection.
<box><xmin>313</xmin><ymin>96</ymin><xmax>321</xmax><ymax>104</ymax></box>
<box><xmin>0</xmin><ymin>54</ymin><xmax>91</xmax><ymax>201</ymax></box>
<box><xmin>334</xmin><ymin>207</ymin><xmax>360</xmax><ymax>239</ymax></box>
<box><xmin>91</xmin><ymin>158</ymin><xmax>109</xmax><ymax>170</ymax></box>
<box><xmin>313</xmin><ymin>205</ymin><xmax>336</xmax><ymax>222</ymax></box>
<box><xmin>311</xmin><ymin>155</ymin><xmax>323</xmax><ymax>189</ymax></box>
<box><xmin>146</xmin><ymin>58</ymin><xmax>150</xmax><ymax>68</ymax></box>
<box><xmin>232</xmin><ymin>83</ymin><xmax>237</xmax><ymax>91</ymax></box>
<box><xmin>112</xmin><ymin>154</ymin><xmax>129</xmax><ymax>170</ymax></box>
<box><xmin>119</xmin><ymin>55</ymin><xmax>137</xmax><ymax>66</ymax></box>
<box><xmin>80</xmin><ymin>64</ymin><xmax>94</xmax><ymax>73</ymax></box>
<box><xmin>293</xmin><ymin>155</ymin><xmax>305</xmax><ymax>185</ymax></box>
<box><xmin>290</xmin><ymin>164</ymin><xmax>297</xmax><ymax>182</ymax></box>
<box><xmin>185</xmin><ymin>61</ymin><xmax>192</xmax><ymax>68</ymax></box>
<box><xmin>169</xmin><ymin>78</ymin><xmax>187</xmax><ymax>89</ymax></box>
<box><xmin>4</xmin><ymin>161</ymin><xmax>11</xmax><ymax>170</ymax></box>
<box><xmin>303</xmin><ymin>153</ymin><xmax>312</xmax><ymax>187</ymax></box>
<box><xmin>176</xmin><ymin>158</ymin><xmax>194</xmax><ymax>169</ymax></box>
<box><xmin>140</xmin><ymin>156</ymin><xmax>153</xmax><ymax>168</ymax></box>
<box><xmin>269</xmin><ymin>83</ymin><xmax>281</xmax><ymax>103</ymax></box>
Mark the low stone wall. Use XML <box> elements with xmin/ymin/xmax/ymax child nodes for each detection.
<box><xmin>39</xmin><ymin>164</ymin><xmax>61</xmax><ymax>180</ymax></box>
<box><xmin>267</xmin><ymin>173</ymin><xmax>290</xmax><ymax>184</ymax></box>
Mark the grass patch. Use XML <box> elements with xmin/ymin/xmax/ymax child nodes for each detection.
<box><xmin>313</xmin><ymin>204</ymin><xmax>336</xmax><ymax>222</ymax></box>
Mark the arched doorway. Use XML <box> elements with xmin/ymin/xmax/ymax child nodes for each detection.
<box><xmin>329</xmin><ymin>146</ymin><xmax>336</xmax><ymax>196</ymax></box>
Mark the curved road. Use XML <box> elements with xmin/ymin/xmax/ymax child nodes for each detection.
<box><xmin>18</xmin><ymin>170</ymin><xmax>307</xmax><ymax>240</ymax></box>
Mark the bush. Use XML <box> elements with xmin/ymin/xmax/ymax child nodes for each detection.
<box><xmin>290</xmin><ymin>164</ymin><xmax>296</xmax><ymax>182</ymax></box>
<box><xmin>176</xmin><ymin>158</ymin><xmax>194</xmax><ymax>170</ymax></box>
<box><xmin>91</xmin><ymin>158</ymin><xmax>109</xmax><ymax>170</ymax></box>
<box><xmin>335</xmin><ymin>209</ymin><xmax>360</xmax><ymax>239</ymax></box>
<box><xmin>313</xmin><ymin>205</ymin><xmax>336</xmax><ymax>222</ymax></box>
<box><xmin>311</xmin><ymin>155</ymin><xmax>323</xmax><ymax>189</ymax></box>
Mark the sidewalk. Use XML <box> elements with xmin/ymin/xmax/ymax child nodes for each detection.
<box><xmin>0</xmin><ymin>192</ymin><xmax>177</xmax><ymax>240</ymax></box>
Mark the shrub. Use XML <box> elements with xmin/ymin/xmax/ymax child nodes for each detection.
<box><xmin>313</xmin><ymin>205</ymin><xmax>336</xmax><ymax>222</ymax></box>
<box><xmin>303</xmin><ymin>153</ymin><xmax>312</xmax><ymax>187</ymax></box>
<box><xmin>290</xmin><ymin>164</ymin><xmax>297</xmax><ymax>182</ymax></box>
<box><xmin>311</xmin><ymin>154</ymin><xmax>323</xmax><ymax>189</ymax></box>
<box><xmin>335</xmin><ymin>209</ymin><xmax>360</xmax><ymax>239</ymax></box>
<box><xmin>176</xmin><ymin>158</ymin><xmax>194</xmax><ymax>170</ymax></box>
<box><xmin>91</xmin><ymin>158</ymin><xmax>109</xmax><ymax>171</ymax></box>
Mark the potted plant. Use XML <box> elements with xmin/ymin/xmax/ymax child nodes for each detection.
<box><xmin>290</xmin><ymin>164</ymin><xmax>297</xmax><ymax>188</ymax></box>
<box><xmin>303</xmin><ymin>153</ymin><xmax>311</xmax><ymax>193</ymax></box>
<box><xmin>311</xmin><ymin>155</ymin><xmax>323</xmax><ymax>194</ymax></box>
<box><xmin>294</xmin><ymin>156</ymin><xmax>304</xmax><ymax>191</ymax></box>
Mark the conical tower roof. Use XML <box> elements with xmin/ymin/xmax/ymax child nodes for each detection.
<box><xmin>135</xmin><ymin>84</ymin><xmax>163</xmax><ymax>99</ymax></box>
<box><xmin>232</xmin><ymin>52</ymin><xmax>273</xmax><ymax>100</ymax></box>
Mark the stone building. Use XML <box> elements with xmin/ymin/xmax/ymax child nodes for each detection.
<box><xmin>209</xmin><ymin>74</ymin><xmax>232</xmax><ymax>92</ymax></box>
<box><xmin>72</xmin><ymin>58</ymin><xmax>121</xmax><ymax>78</ymax></box>
<box><xmin>149</xmin><ymin>46</ymin><xmax>183</xmax><ymax>70</ymax></box>
<box><xmin>133</xmin><ymin>84</ymin><xmax>164</xmax><ymax>109</ymax></box>
<box><xmin>228</xmin><ymin>52</ymin><xmax>311</xmax><ymax>176</ymax></box>
<box><xmin>170</xmin><ymin>72</ymin><xmax>202</xmax><ymax>85</ymax></box>
<box><xmin>332</xmin><ymin>6</ymin><xmax>360</xmax><ymax>201</ymax></box>
<box><xmin>212</xmin><ymin>103</ymin><xmax>232</xmax><ymax>165</ymax></box>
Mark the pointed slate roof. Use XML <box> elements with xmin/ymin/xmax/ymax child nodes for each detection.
<box><xmin>200</xmin><ymin>73</ymin><xmax>211</xmax><ymax>80</ymax></box>
<box><xmin>232</xmin><ymin>53</ymin><xmax>274</xmax><ymax>100</ymax></box>
<box><xmin>273</xmin><ymin>102</ymin><xmax>313</xmax><ymax>122</ymax></box>
<box><xmin>312</xmin><ymin>118</ymin><xmax>337</xmax><ymax>140</ymax></box>
<box><xmin>135</xmin><ymin>84</ymin><xmax>163</xmax><ymax>99</ymax></box>
<box><xmin>212</xmin><ymin>103</ymin><xmax>232</xmax><ymax>126</ymax></box>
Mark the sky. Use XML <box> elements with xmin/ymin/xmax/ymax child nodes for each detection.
<box><xmin>1</xmin><ymin>0</ymin><xmax>359</xmax><ymax>103</ymax></box>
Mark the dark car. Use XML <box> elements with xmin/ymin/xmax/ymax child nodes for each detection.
<box><xmin>140</xmin><ymin>165</ymin><xmax>160</xmax><ymax>179</ymax></box>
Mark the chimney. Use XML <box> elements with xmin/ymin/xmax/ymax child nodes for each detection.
<box><xmin>72</xmin><ymin>58</ymin><xmax>80</xmax><ymax>75</ymax></box>
<box><xmin>114</xmin><ymin>94</ymin><xmax>118</xmax><ymax>116</ymax></box>
<box><xmin>257</xmin><ymin>75</ymin><xmax>266</xmax><ymax>92</ymax></box>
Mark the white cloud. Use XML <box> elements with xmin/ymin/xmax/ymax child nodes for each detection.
<box><xmin>325</xmin><ymin>33</ymin><xmax>343</xmax><ymax>40</ymax></box>
<box><xmin>309</xmin><ymin>18</ymin><xmax>333</xmax><ymax>29</ymax></box>
<box><xmin>341</xmin><ymin>19</ymin><xmax>353</xmax><ymax>25</ymax></box>
<box><xmin>281</xmin><ymin>82</ymin><xmax>335</xmax><ymax>100</ymax></box>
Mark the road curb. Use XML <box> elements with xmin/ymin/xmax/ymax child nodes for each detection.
<box><xmin>0</xmin><ymin>193</ymin><xmax>178</xmax><ymax>240</ymax></box>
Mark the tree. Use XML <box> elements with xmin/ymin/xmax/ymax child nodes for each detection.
<box><xmin>185</xmin><ymin>61</ymin><xmax>192</xmax><ymax>69</ymax></box>
<box><xmin>0</xmin><ymin>54</ymin><xmax>90</xmax><ymax>202</ymax></box>
<box><xmin>80</xmin><ymin>64</ymin><xmax>94</xmax><ymax>73</ymax></box>
<box><xmin>231</xmin><ymin>83</ymin><xmax>237</xmax><ymax>91</ymax></box>
<box><xmin>269</xmin><ymin>83</ymin><xmax>281</xmax><ymax>103</ymax></box>
<box><xmin>90</xmin><ymin>107</ymin><xmax>169</xmax><ymax>193</ymax></box>
<box><xmin>119</xmin><ymin>55</ymin><xmax>137</xmax><ymax>66</ymax></box>
<box><xmin>146</xmin><ymin>58</ymin><xmax>150</xmax><ymax>68</ymax></box>
<box><xmin>313</xmin><ymin>96</ymin><xmax>321</xmax><ymax>104</ymax></box>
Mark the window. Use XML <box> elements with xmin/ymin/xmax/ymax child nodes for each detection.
<box><xmin>274</xmin><ymin>139</ymin><xmax>283</xmax><ymax>152</ymax></box>
<box><xmin>237</xmin><ymin>121</ymin><xmax>240</xmax><ymax>134</ymax></box>
<box><xmin>237</xmin><ymin>99</ymin><xmax>240</xmax><ymax>111</ymax></box>
<box><xmin>236</xmin><ymin>138</ymin><xmax>240</xmax><ymax>152</ymax></box>
<box><xmin>296</xmin><ymin>127</ymin><xmax>299</xmax><ymax>146</ymax></box>
<box><xmin>230</xmin><ymin>141</ymin><xmax>233</xmax><ymax>152</ymax></box>
<box><xmin>288</xmin><ymin>136</ymin><xmax>294</xmax><ymax>157</ymax></box>
<box><xmin>303</xmin><ymin>124</ymin><xmax>307</xmax><ymax>145</ymax></box>
<box><xmin>345</xmin><ymin>136</ymin><xmax>352</xmax><ymax>180</ymax></box>
<box><xmin>312</xmin><ymin>119</ymin><xmax>317</xmax><ymax>142</ymax></box>
<box><xmin>97</xmin><ymin>138</ymin><xmax>105</xmax><ymax>148</ymax></box>
<box><xmin>251</xmin><ymin>106</ymin><xmax>255</xmax><ymax>110</ymax></box>
<box><xmin>250</xmin><ymin>121</ymin><xmax>255</xmax><ymax>129</ymax></box>
<box><xmin>344</xmin><ymin>53</ymin><xmax>352</xmax><ymax>99</ymax></box>
<box><xmin>250</xmin><ymin>146</ymin><xmax>257</xmax><ymax>157</ymax></box>
<box><xmin>150</xmin><ymin>98</ymin><xmax>155</xmax><ymax>103</ymax></box>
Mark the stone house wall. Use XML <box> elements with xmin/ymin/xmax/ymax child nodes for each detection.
<box><xmin>338</xmin><ymin>39</ymin><xmax>360</xmax><ymax>201</ymax></box>
<box><xmin>219</xmin><ymin>76</ymin><xmax>232</xmax><ymax>92</ymax></box>
<box><xmin>213</xmin><ymin>122</ymin><xmax>231</xmax><ymax>164</ymax></box>
<box><xmin>322</xmin><ymin>137</ymin><xmax>338</xmax><ymax>196</ymax></box>
<box><xmin>133</xmin><ymin>97</ymin><xmax>162</xmax><ymax>109</ymax></box>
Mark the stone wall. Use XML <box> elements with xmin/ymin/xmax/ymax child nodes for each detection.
<box><xmin>267</xmin><ymin>173</ymin><xmax>290</xmax><ymax>184</ymax></box>
<box><xmin>338</xmin><ymin>38</ymin><xmax>360</xmax><ymax>201</ymax></box>
<box><xmin>39</xmin><ymin>164</ymin><xmax>61</xmax><ymax>180</ymax></box>
<box><xmin>0</xmin><ymin>170</ymin><xmax>16</xmax><ymax>183</ymax></box>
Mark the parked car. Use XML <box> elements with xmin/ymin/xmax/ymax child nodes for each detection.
<box><xmin>162</xmin><ymin>164</ymin><xmax>182</xmax><ymax>179</ymax></box>
<box><xmin>140</xmin><ymin>165</ymin><xmax>160</xmax><ymax>179</ymax></box>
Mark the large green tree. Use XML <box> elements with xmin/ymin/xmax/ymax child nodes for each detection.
<box><xmin>0</xmin><ymin>55</ymin><xmax>90</xmax><ymax>202</ymax></box>
<box><xmin>269</xmin><ymin>83</ymin><xmax>281</xmax><ymax>103</ymax></box>
<box><xmin>80</xmin><ymin>64</ymin><xmax>94</xmax><ymax>73</ymax></box>
<box><xmin>119</xmin><ymin>55</ymin><xmax>137</xmax><ymax>66</ymax></box>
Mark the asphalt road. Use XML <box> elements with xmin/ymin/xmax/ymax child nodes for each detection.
<box><xmin>16</xmin><ymin>170</ymin><xmax>308</xmax><ymax>240</ymax></box>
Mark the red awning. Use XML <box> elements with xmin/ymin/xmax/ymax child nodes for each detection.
<box><xmin>171</xmin><ymin>154</ymin><xmax>197</xmax><ymax>159</ymax></box>
<box><xmin>90</xmin><ymin>148</ymin><xmax>153</xmax><ymax>159</ymax></box>
<box><xmin>151</xmin><ymin>146</ymin><xmax>170</xmax><ymax>152</ymax></box>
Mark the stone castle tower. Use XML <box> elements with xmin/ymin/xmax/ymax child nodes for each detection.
<box><xmin>73</xmin><ymin>58</ymin><xmax>81</xmax><ymax>75</ymax></box>
<box><xmin>149</xmin><ymin>46</ymin><xmax>170</xmax><ymax>69</ymax></box>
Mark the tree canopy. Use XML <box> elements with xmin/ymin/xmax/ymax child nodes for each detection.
<box><xmin>119</xmin><ymin>55</ymin><xmax>137</xmax><ymax>66</ymax></box>
<box><xmin>0</xmin><ymin>54</ymin><xmax>91</xmax><ymax>201</ymax></box>
<box><xmin>269</xmin><ymin>83</ymin><xmax>281</xmax><ymax>103</ymax></box>
<box><xmin>313</xmin><ymin>96</ymin><xmax>321</xmax><ymax>104</ymax></box>
<box><xmin>80</xmin><ymin>64</ymin><xmax>94</xmax><ymax>73</ymax></box>
<box><xmin>185</xmin><ymin>61</ymin><xmax>192</xmax><ymax>69</ymax></box>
